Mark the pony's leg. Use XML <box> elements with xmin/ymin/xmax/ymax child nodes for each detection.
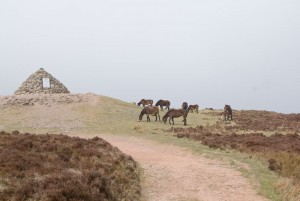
<box><xmin>147</xmin><ymin>114</ymin><xmax>150</xmax><ymax>122</ymax></box>
<box><xmin>158</xmin><ymin>114</ymin><xmax>161</xmax><ymax>122</ymax></box>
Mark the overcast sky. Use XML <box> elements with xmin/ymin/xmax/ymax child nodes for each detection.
<box><xmin>0</xmin><ymin>0</ymin><xmax>299</xmax><ymax>113</ymax></box>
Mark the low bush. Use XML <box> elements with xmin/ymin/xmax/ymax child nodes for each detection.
<box><xmin>0</xmin><ymin>131</ymin><xmax>141</xmax><ymax>201</ymax></box>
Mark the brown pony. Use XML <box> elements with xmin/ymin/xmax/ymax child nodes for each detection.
<box><xmin>188</xmin><ymin>104</ymin><xmax>199</xmax><ymax>113</ymax></box>
<box><xmin>138</xmin><ymin>106</ymin><xmax>160</xmax><ymax>122</ymax></box>
<box><xmin>155</xmin><ymin>99</ymin><xmax>170</xmax><ymax>111</ymax></box>
<box><xmin>137</xmin><ymin>99</ymin><xmax>153</xmax><ymax>107</ymax></box>
<box><xmin>222</xmin><ymin>104</ymin><xmax>233</xmax><ymax>121</ymax></box>
<box><xmin>182</xmin><ymin>102</ymin><xmax>188</xmax><ymax>110</ymax></box>
<box><xmin>162</xmin><ymin>109</ymin><xmax>188</xmax><ymax>126</ymax></box>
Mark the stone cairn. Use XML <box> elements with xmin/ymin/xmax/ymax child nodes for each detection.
<box><xmin>14</xmin><ymin>68</ymin><xmax>70</xmax><ymax>95</ymax></box>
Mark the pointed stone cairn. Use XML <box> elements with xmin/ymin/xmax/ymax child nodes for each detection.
<box><xmin>14</xmin><ymin>68</ymin><xmax>70</xmax><ymax>95</ymax></box>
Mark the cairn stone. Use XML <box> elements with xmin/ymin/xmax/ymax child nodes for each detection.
<box><xmin>14</xmin><ymin>68</ymin><xmax>70</xmax><ymax>95</ymax></box>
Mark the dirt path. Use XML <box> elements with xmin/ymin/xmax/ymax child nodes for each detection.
<box><xmin>97</xmin><ymin>134</ymin><xmax>269</xmax><ymax>201</ymax></box>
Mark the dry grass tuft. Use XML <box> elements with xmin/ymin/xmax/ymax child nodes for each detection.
<box><xmin>275</xmin><ymin>178</ymin><xmax>300</xmax><ymax>201</ymax></box>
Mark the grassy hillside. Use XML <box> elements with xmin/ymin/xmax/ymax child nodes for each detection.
<box><xmin>0</xmin><ymin>94</ymin><xmax>220</xmax><ymax>135</ymax></box>
<box><xmin>2</xmin><ymin>94</ymin><xmax>300</xmax><ymax>200</ymax></box>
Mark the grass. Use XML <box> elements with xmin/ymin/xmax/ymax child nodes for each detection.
<box><xmin>2</xmin><ymin>94</ymin><xmax>298</xmax><ymax>200</ymax></box>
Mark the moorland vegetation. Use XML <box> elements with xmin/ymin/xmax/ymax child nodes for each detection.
<box><xmin>0</xmin><ymin>131</ymin><xmax>141</xmax><ymax>201</ymax></box>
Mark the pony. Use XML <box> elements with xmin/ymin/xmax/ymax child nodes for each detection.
<box><xmin>182</xmin><ymin>102</ymin><xmax>188</xmax><ymax>110</ymax></box>
<box><xmin>188</xmin><ymin>104</ymin><xmax>199</xmax><ymax>113</ymax></box>
<box><xmin>137</xmin><ymin>99</ymin><xmax>153</xmax><ymax>107</ymax></box>
<box><xmin>162</xmin><ymin>109</ymin><xmax>188</xmax><ymax>126</ymax></box>
<box><xmin>138</xmin><ymin>106</ymin><xmax>160</xmax><ymax>122</ymax></box>
<box><xmin>155</xmin><ymin>99</ymin><xmax>170</xmax><ymax>111</ymax></box>
<box><xmin>221</xmin><ymin>104</ymin><xmax>233</xmax><ymax>121</ymax></box>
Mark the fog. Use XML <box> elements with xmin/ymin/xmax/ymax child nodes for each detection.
<box><xmin>1</xmin><ymin>0</ymin><xmax>299</xmax><ymax>113</ymax></box>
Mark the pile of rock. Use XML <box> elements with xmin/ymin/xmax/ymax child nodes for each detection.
<box><xmin>0</xmin><ymin>93</ymin><xmax>100</xmax><ymax>108</ymax></box>
<box><xmin>14</xmin><ymin>68</ymin><xmax>70</xmax><ymax>95</ymax></box>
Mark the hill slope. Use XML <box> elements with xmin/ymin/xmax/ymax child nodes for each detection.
<box><xmin>2</xmin><ymin>93</ymin><xmax>297</xmax><ymax>200</ymax></box>
<box><xmin>0</xmin><ymin>93</ymin><xmax>219</xmax><ymax>134</ymax></box>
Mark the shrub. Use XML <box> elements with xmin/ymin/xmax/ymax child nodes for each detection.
<box><xmin>0</xmin><ymin>131</ymin><xmax>141</xmax><ymax>200</ymax></box>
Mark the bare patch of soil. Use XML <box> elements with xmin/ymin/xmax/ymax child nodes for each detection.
<box><xmin>0</xmin><ymin>93</ymin><xmax>101</xmax><ymax>133</ymax></box>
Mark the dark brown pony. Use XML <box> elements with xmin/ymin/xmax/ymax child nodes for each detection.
<box><xmin>182</xmin><ymin>102</ymin><xmax>188</xmax><ymax>110</ymax></box>
<box><xmin>137</xmin><ymin>99</ymin><xmax>153</xmax><ymax>107</ymax></box>
<box><xmin>162</xmin><ymin>109</ymin><xmax>188</xmax><ymax>126</ymax></box>
<box><xmin>222</xmin><ymin>104</ymin><xmax>233</xmax><ymax>121</ymax></box>
<box><xmin>188</xmin><ymin>104</ymin><xmax>199</xmax><ymax>113</ymax></box>
<box><xmin>155</xmin><ymin>99</ymin><xmax>170</xmax><ymax>111</ymax></box>
<box><xmin>138</xmin><ymin>106</ymin><xmax>160</xmax><ymax>122</ymax></box>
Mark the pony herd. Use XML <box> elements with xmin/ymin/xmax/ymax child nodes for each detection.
<box><xmin>137</xmin><ymin>99</ymin><xmax>233</xmax><ymax>126</ymax></box>
<box><xmin>137</xmin><ymin>99</ymin><xmax>170</xmax><ymax>111</ymax></box>
<box><xmin>137</xmin><ymin>99</ymin><xmax>211</xmax><ymax>126</ymax></box>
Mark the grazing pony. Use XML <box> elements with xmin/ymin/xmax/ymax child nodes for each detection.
<box><xmin>182</xmin><ymin>102</ymin><xmax>188</xmax><ymax>110</ymax></box>
<box><xmin>162</xmin><ymin>109</ymin><xmax>188</xmax><ymax>126</ymax></box>
<box><xmin>188</xmin><ymin>104</ymin><xmax>199</xmax><ymax>113</ymax></box>
<box><xmin>221</xmin><ymin>104</ymin><xmax>233</xmax><ymax>121</ymax></box>
<box><xmin>137</xmin><ymin>99</ymin><xmax>153</xmax><ymax>107</ymax></box>
<box><xmin>138</xmin><ymin>106</ymin><xmax>160</xmax><ymax>122</ymax></box>
<box><xmin>182</xmin><ymin>102</ymin><xmax>189</xmax><ymax>120</ymax></box>
<box><xmin>155</xmin><ymin>99</ymin><xmax>170</xmax><ymax>111</ymax></box>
